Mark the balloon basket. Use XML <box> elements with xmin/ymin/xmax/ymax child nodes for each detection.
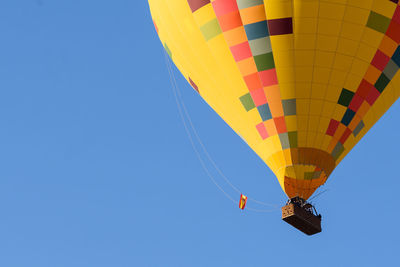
<box><xmin>281</xmin><ymin>197</ymin><xmax>322</xmax><ymax>236</ymax></box>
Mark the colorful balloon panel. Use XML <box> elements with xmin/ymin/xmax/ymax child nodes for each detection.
<box><xmin>149</xmin><ymin>0</ymin><xmax>400</xmax><ymax>199</ymax></box>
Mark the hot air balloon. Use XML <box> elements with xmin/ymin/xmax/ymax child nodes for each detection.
<box><xmin>149</xmin><ymin>0</ymin><xmax>400</xmax><ymax>235</ymax></box>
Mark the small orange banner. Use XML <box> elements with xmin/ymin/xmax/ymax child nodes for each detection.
<box><xmin>239</xmin><ymin>194</ymin><xmax>248</xmax><ymax>210</ymax></box>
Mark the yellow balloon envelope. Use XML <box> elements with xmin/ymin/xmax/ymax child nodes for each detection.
<box><xmin>149</xmin><ymin>0</ymin><xmax>400</xmax><ymax>200</ymax></box>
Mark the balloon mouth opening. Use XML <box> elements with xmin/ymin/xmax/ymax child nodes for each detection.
<box><xmin>270</xmin><ymin>147</ymin><xmax>336</xmax><ymax>200</ymax></box>
<box><xmin>283</xmin><ymin>165</ymin><xmax>328</xmax><ymax>200</ymax></box>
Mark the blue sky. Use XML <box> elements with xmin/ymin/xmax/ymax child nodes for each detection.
<box><xmin>0</xmin><ymin>1</ymin><xmax>399</xmax><ymax>266</ymax></box>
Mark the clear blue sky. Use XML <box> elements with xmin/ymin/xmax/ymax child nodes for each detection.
<box><xmin>0</xmin><ymin>1</ymin><xmax>399</xmax><ymax>266</ymax></box>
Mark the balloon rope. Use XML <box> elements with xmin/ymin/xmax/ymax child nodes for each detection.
<box><xmin>164</xmin><ymin>52</ymin><xmax>236</xmax><ymax>204</ymax></box>
<box><xmin>170</xmin><ymin>59</ymin><xmax>278</xmax><ymax>208</ymax></box>
<box><xmin>163</xmin><ymin>50</ymin><xmax>278</xmax><ymax>212</ymax></box>
<box><xmin>308</xmin><ymin>189</ymin><xmax>329</xmax><ymax>203</ymax></box>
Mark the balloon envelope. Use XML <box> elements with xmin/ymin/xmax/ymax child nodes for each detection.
<box><xmin>149</xmin><ymin>0</ymin><xmax>400</xmax><ymax>199</ymax></box>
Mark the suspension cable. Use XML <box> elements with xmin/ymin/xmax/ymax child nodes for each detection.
<box><xmin>163</xmin><ymin>50</ymin><xmax>278</xmax><ymax>212</ymax></box>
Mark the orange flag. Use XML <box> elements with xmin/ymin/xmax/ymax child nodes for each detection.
<box><xmin>239</xmin><ymin>194</ymin><xmax>247</xmax><ymax>210</ymax></box>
